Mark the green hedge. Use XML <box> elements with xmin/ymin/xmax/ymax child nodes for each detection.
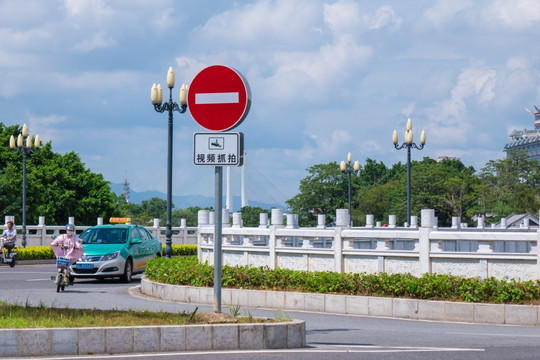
<box><xmin>161</xmin><ymin>244</ymin><xmax>197</xmax><ymax>256</ymax></box>
<box><xmin>14</xmin><ymin>245</ymin><xmax>197</xmax><ymax>260</ymax></box>
<box><xmin>145</xmin><ymin>256</ymin><xmax>540</xmax><ymax>304</ymax></box>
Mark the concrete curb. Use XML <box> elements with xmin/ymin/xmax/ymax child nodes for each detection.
<box><xmin>0</xmin><ymin>321</ymin><xmax>305</xmax><ymax>357</ymax></box>
<box><xmin>141</xmin><ymin>277</ymin><xmax>540</xmax><ymax>326</ymax></box>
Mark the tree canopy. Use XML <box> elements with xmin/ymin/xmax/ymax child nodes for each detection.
<box><xmin>287</xmin><ymin>152</ymin><xmax>540</xmax><ymax>227</ymax></box>
<box><xmin>0</xmin><ymin>123</ymin><xmax>116</xmax><ymax>225</ymax></box>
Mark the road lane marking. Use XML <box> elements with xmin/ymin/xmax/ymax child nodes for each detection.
<box><xmin>10</xmin><ymin>345</ymin><xmax>484</xmax><ymax>359</ymax></box>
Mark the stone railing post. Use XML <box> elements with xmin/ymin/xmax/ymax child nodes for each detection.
<box><xmin>500</xmin><ymin>218</ymin><xmax>507</xmax><ymax>229</ymax></box>
<box><xmin>388</xmin><ymin>215</ymin><xmax>396</xmax><ymax>228</ymax></box>
<box><xmin>232</xmin><ymin>212</ymin><xmax>242</xmax><ymax>228</ymax></box>
<box><xmin>152</xmin><ymin>218</ymin><xmax>160</xmax><ymax>240</ymax></box>
<box><xmin>410</xmin><ymin>215</ymin><xmax>418</xmax><ymax>228</ymax></box>
<box><xmin>97</xmin><ymin>217</ymin><xmax>103</xmax><ymax>226</ymax></box>
<box><xmin>38</xmin><ymin>216</ymin><xmax>46</xmax><ymax>246</ymax></box>
<box><xmin>271</xmin><ymin>209</ymin><xmax>283</xmax><ymax>227</ymax></box>
<box><xmin>477</xmin><ymin>216</ymin><xmax>484</xmax><ymax>229</ymax></box>
<box><xmin>197</xmin><ymin>210</ymin><xmax>210</xmax><ymax>262</ymax></box>
<box><xmin>334</xmin><ymin>209</ymin><xmax>349</xmax><ymax>273</ymax></box>
<box><xmin>451</xmin><ymin>217</ymin><xmax>460</xmax><ymax>229</ymax></box>
<box><xmin>269</xmin><ymin>209</ymin><xmax>284</xmax><ymax>269</ymax></box>
<box><xmin>259</xmin><ymin>213</ymin><xmax>268</xmax><ymax>228</ymax></box>
<box><xmin>365</xmin><ymin>214</ymin><xmax>374</xmax><ymax>228</ymax></box>
<box><xmin>317</xmin><ymin>214</ymin><xmax>326</xmax><ymax>229</ymax></box>
<box><xmin>179</xmin><ymin>219</ymin><xmax>187</xmax><ymax>244</ymax></box>
<box><xmin>419</xmin><ymin>209</ymin><xmax>435</xmax><ymax>275</ymax></box>
<box><xmin>336</xmin><ymin>209</ymin><xmax>349</xmax><ymax>227</ymax></box>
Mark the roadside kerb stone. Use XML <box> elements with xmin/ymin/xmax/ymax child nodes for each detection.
<box><xmin>0</xmin><ymin>320</ymin><xmax>306</xmax><ymax>358</ymax></box>
<box><xmin>392</xmin><ymin>298</ymin><xmax>419</xmax><ymax>320</ymax></box>
<box><xmin>368</xmin><ymin>297</ymin><xmax>393</xmax><ymax>317</ymax></box>
<box><xmin>505</xmin><ymin>304</ymin><xmax>537</xmax><ymax>325</ymax></box>
<box><xmin>345</xmin><ymin>295</ymin><xmax>369</xmax><ymax>315</ymax></box>
<box><xmin>445</xmin><ymin>302</ymin><xmax>474</xmax><ymax>323</ymax></box>
<box><xmin>417</xmin><ymin>300</ymin><xmax>445</xmax><ymax>321</ymax></box>
<box><xmin>140</xmin><ymin>277</ymin><xmax>540</xmax><ymax>326</ymax></box>
<box><xmin>474</xmin><ymin>303</ymin><xmax>505</xmax><ymax>324</ymax></box>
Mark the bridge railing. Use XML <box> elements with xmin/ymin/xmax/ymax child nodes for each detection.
<box><xmin>197</xmin><ymin>209</ymin><xmax>540</xmax><ymax>281</ymax></box>
<box><xmin>3</xmin><ymin>216</ymin><xmax>197</xmax><ymax>247</ymax></box>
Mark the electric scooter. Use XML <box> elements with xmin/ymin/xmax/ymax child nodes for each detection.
<box><xmin>51</xmin><ymin>244</ymin><xmax>74</xmax><ymax>292</ymax></box>
<box><xmin>0</xmin><ymin>237</ymin><xmax>17</xmax><ymax>268</ymax></box>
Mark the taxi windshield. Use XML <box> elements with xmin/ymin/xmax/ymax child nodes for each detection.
<box><xmin>79</xmin><ymin>228</ymin><xmax>129</xmax><ymax>244</ymax></box>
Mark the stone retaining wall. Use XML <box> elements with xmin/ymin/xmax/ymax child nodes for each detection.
<box><xmin>141</xmin><ymin>277</ymin><xmax>540</xmax><ymax>326</ymax></box>
<box><xmin>0</xmin><ymin>317</ymin><xmax>305</xmax><ymax>357</ymax></box>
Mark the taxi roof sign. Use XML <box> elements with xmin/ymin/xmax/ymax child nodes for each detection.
<box><xmin>109</xmin><ymin>217</ymin><xmax>131</xmax><ymax>224</ymax></box>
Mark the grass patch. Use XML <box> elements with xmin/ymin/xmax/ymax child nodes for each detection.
<box><xmin>0</xmin><ymin>301</ymin><xmax>270</xmax><ymax>329</ymax></box>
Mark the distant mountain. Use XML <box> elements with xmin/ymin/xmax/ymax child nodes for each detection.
<box><xmin>109</xmin><ymin>183</ymin><xmax>286</xmax><ymax>212</ymax></box>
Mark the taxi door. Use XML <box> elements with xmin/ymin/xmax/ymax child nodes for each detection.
<box><xmin>129</xmin><ymin>228</ymin><xmax>147</xmax><ymax>272</ymax></box>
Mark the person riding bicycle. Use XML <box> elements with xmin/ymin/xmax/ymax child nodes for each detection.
<box><xmin>2</xmin><ymin>220</ymin><xmax>17</xmax><ymax>255</ymax></box>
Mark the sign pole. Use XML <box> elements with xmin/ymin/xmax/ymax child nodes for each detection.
<box><xmin>213</xmin><ymin>165</ymin><xmax>223</xmax><ymax>312</ymax></box>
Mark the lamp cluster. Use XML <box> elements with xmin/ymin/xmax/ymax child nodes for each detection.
<box><xmin>340</xmin><ymin>152</ymin><xmax>360</xmax><ymax>173</ymax></box>
<box><xmin>392</xmin><ymin>118</ymin><xmax>426</xmax><ymax>146</ymax></box>
<box><xmin>9</xmin><ymin>124</ymin><xmax>40</xmax><ymax>151</ymax></box>
<box><xmin>150</xmin><ymin>67</ymin><xmax>188</xmax><ymax>107</ymax></box>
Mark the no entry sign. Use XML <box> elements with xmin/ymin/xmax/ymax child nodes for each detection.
<box><xmin>187</xmin><ymin>65</ymin><xmax>251</xmax><ymax>131</ymax></box>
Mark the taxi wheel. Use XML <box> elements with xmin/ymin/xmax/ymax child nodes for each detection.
<box><xmin>120</xmin><ymin>259</ymin><xmax>133</xmax><ymax>283</ymax></box>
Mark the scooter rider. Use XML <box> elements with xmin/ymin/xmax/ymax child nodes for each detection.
<box><xmin>51</xmin><ymin>224</ymin><xmax>84</xmax><ymax>283</ymax></box>
<box><xmin>51</xmin><ymin>224</ymin><xmax>83</xmax><ymax>262</ymax></box>
<box><xmin>2</xmin><ymin>220</ymin><xmax>17</xmax><ymax>254</ymax></box>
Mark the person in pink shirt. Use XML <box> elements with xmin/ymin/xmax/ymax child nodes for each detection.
<box><xmin>51</xmin><ymin>224</ymin><xmax>84</xmax><ymax>265</ymax></box>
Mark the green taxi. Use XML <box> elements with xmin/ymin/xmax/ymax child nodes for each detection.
<box><xmin>70</xmin><ymin>218</ymin><xmax>162</xmax><ymax>282</ymax></box>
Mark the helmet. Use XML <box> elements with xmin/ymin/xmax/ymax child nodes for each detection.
<box><xmin>65</xmin><ymin>224</ymin><xmax>75</xmax><ymax>231</ymax></box>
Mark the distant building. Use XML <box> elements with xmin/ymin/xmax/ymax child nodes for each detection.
<box><xmin>504</xmin><ymin>106</ymin><xmax>540</xmax><ymax>162</ymax></box>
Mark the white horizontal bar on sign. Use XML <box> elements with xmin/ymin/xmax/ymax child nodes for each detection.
<box><xmin>195</xmin><ymin>92</ymin><xmax>239</xmax><ymax>104</ymax></box>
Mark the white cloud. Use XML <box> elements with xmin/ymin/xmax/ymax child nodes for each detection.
<box><xmin>72</xmin><ymin>31</ymin><xmax>117</xmax><ymax>52</ymax></box>
<box><xmin>482</xmin><ymin>0</ymin><xmax>540</xmax><ymax>29</ymax></box>
<box><xmin>364</xmin><ymin>5</ymin><xmax>402</xmax><ymax>30</ymax></box>
<box><xmin>423</xmin><ymin>0</ymin><xmax>473</xmax><ymax>27</ymax></box>
<box><xmin>426</xmin><ymin>65</ymin><xmax>497</xmax><ymax>146</ymax></box>
<box><xmin>323</xmin><ymin>0</ymin><xmax>361</xmax><ymax>34</ymax></box>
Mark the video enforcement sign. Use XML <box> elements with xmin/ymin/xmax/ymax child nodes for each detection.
<box><xmin>193</xmin><ymin>132</ymin><xmax>244</xmax><ymax>166</ymax></box>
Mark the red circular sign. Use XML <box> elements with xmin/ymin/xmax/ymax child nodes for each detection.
<box><xmin>187</xmin><ymin>65</ymin><xmax>251</xmax><ymax>131</ymax></box>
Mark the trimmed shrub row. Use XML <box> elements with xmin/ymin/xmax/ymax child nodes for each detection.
<box><xmin>145</xmin><ymin>256</ymin><xmax>540</xmax><ymax>305</ymax></box>
<box><xmin>14</xmin><ymin>244</ymin><xmax>197</xmax><ymax>260</ymax></box>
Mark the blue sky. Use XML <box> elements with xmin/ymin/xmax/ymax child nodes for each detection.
<box><xmin>1</xmin><ymin>0</ymin><xmax>540</xmax><ymax>208</ymax></box>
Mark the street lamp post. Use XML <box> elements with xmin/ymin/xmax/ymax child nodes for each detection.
<box><xmin>151</xmin><ymin>67</ymin><xmax>188</xmax><ymax>259</ymax></box>
<box><xmin>340</xmin><ymin>153</ymin><xmax>360</xmax><ymax>227</ymax></box>
<box><xmin>9</xmin><ymin>124</ymin><xmax>40</xmax><ymax>248</ymax></box>
<box><xmin>392</xmin><ymin>118</ymin><xmax>426</xmax><ymax>226</ymax></box>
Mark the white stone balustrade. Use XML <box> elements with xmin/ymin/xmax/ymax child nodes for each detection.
<box><xmin>3</xmin><ymin>216</ymin><xmax>197</xmax><ymax>247</ymax></box>
<box><xmin>197</xmin><ymin>209</ymin><xmax>540</xmax><ymax>281</ymax></box>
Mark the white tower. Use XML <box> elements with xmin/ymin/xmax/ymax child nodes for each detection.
<box><xmin>241</xmin><ymin>150</ymin><xmax>248</xmax><ymax>207</ymax></box>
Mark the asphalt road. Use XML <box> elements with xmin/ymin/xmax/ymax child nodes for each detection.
<box><xmin>2</xmin><ymin>264</ymin><xmax>540</xmax><ymax>360</ymax></box>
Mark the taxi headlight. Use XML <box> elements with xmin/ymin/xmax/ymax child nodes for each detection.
<box><xmin>100</xmin><ymin>251</ymin><xmax>120</xmax><ymax>261</ymax></box>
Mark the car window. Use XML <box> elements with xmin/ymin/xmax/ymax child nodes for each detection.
<box><xmin>80</xmin><ymin>228</ymin><xmax>129</xmax><ymax>244</ymax></box>
<box><xmin>138</xmin><ymin>227</ymin><xmax>153</xmax><ymax>241</ymax></box>
<box><xmin>130</xmin><ymin>228</ymin><xmax>142</xmax><ymax>241</ymax></box>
